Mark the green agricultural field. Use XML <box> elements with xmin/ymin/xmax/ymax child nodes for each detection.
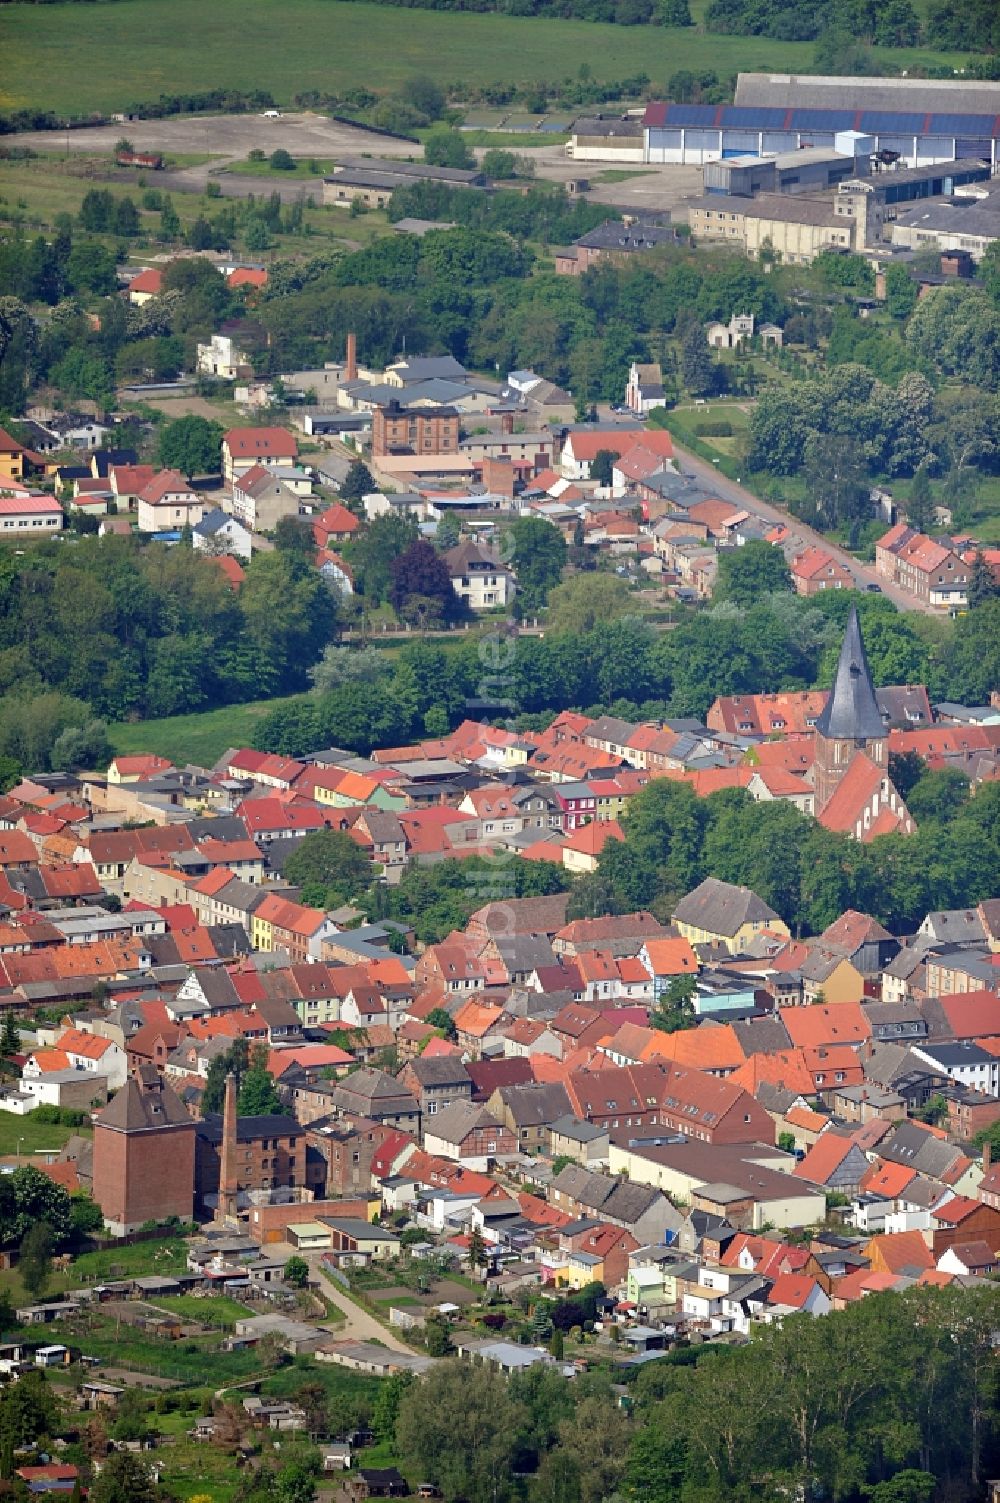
<box><xmin>108</xmin><ymin>693</ymin><xmax>308</xmax><ymax>767</ymax></box>
<box><xmin>0</xmin><ymin>0</ymin><xmax>965</xmax><ymax>116</ymax></box>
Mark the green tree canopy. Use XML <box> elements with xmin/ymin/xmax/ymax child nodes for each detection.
<box><xmin>157</xmin><ymin>415</ymin><xmax>224</xmax><ymax>476</ymax></box>
<box><xmin>284</xmin><ymin>827</ymin><xmax>374</xmax><ymax>908</ymax></box>
<box><xmin>506</xmin><ymin>516</ymin><xmax>567</xmax><ymax>611</ymax></box>
<box><xmin>714</xmin><ymin>540</ymin><xmax>793</xmax><ymax>606</ymax></box>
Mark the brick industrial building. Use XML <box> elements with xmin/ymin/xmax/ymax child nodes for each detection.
<box><xmin>194</xmin><ymin>1101</ymin><xmax>312</xmax><ymax>1215</ymax></box>
<box><xmin>371</xmin><ymin>400</ymin><xmax>459</xmax><ymax>459</ymax></box>
<box><xmin>92</xmin><ymin>1066</ymin><xmax>196</xmax><ymax>1235</ymax></box>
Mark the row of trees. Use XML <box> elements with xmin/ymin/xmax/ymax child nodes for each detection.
<box><xmin>255</xmin><ymin>589</ymin><xmax>999</xmax><ymax>756</ymax></box>
<box><xmin>704</xmin><ymin>0</ymin><xmax>921</xmax><ymax>42</ymax></box>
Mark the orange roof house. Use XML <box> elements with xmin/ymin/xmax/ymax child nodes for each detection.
<box><xmin>863</xmin><ymin>1230</ymin><xmax>934</xmax><ymax>1277</ymax></box>
<box><xmin>782</xmin><ymin>1003</ymin><xmax>870</xmax><ymax>1051</ymax></box>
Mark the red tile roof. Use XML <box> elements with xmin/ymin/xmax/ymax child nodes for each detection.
<box><xmin>224</xmin><ymin>426</ymin><xmax>298</xmax><ymax>459</ymax></box>
<box><xmin>140</xmin><ymin>469</ymin><xmax>197</xmax><ymax>505</ymax></box>
<box><xmin>782</xmin><ymin>1003</ymin><xmax>870</xmax><ymax>1050</ymax></box>
<box><xmin>794</xmin><ymin>1132</ymin><xmax>857</xmax><ymax>1185</ymax></box>
<box><xmin>128</xmin><ymin>268</ymin><xmax>164</xmax><ymax>295</ymax></box>
<box><xmin>228</xmin><ymin>268</ymin><xmax>268</xmax><ymax>290</ymax></box>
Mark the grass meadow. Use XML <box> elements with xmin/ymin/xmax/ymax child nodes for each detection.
<box><xmin>0</xmin><ymin>0</ymin><xmax>965</xmax><ymax>116</ymax></box>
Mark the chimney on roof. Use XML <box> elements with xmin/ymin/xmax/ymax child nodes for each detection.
<box><xmin>500</xmin><ymin>411</ymin><xmax>514</xmax><ymax>435</ymax></box>
<box><xmin>345</xmin><ymin>331</ymin><xmax>358</xmax><ymax>383</ymax></box>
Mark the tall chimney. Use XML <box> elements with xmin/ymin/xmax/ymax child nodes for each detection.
<box><xmin>984</xmin><ymin>1141</ymin><xmax>992</xmax><ymax>1172</ymax></box>
<box><xmin>345</xmin><ymin>331</ymin><xmax>357</xmax><ymax>382</ymax></box>
<box><xmin>218</xmin><ymin>1072</ymin><xmax>238</xmax><ymax>1223</ymax></box>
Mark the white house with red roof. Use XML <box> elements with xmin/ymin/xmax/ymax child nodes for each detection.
<box><xmin>0</xmin><ymin>493</ymin><xmax>64</xmax><ymax>535</ymax></box>
<box><xmin>108</xmin><ymin>754</ymin><xmax>175</xmax><ymax>786</ymax></box>
<box><xmin>560</xmin><ymin>427</ymin><xmax>673</xmax><ymax>481</ymax></box>
<box><xmin>225</xmin><ymin>750</ymin><xmax>305</xmax><ymax>790</ymax></box>
<box><xmin>136</xmin><ymin>470</ymin><xmax>204</xmax><ymax>533</ymax></box>
<box><xmin>127</xmin><ymin>267</ymin><xmax>164</xmax><ymax>304</ymax></box>
<box><xmin>222</xmin><ymin>427</ymin><xmax>298</xmax><ymax>483</ymax></box>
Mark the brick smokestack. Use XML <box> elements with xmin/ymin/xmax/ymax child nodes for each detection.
<box><xmin>219</xmin><ymin>1072</ymin><xmax>238</xmax><ymax>1222</ymax></box>
<box><xmin>345</xmin><ymin>331</ymin><xmax>358</xmax><ymax>382</ymax></box>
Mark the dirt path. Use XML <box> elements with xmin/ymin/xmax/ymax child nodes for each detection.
<box><xmin>312</xmin><ymin>1262</ymin><xmax>420</xmax><ymax>1354</ymax></box>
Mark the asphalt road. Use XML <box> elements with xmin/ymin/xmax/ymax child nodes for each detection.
<box><xmin>670</xmin><ymin>439</ymin><xmax>929</xmax><ymax>614</ymax></box>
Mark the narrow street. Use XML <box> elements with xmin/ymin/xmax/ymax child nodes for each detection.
<box><xmin>670</xmin><ymin>439</ymin><xmax>930</xmax><ymax>614</ymax></box>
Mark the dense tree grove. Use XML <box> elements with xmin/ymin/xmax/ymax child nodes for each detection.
<box><xmin>393</xmin><ymin>1289</ymin><xmax>1000</xmax><ymax>1503</ymax></box>
<box><xmin>704</xmin><ymin>0</ymin><xmax>921</xmax><ymax>42</ymax></box>
<box><xmin>0</xmin><ymin>537</ymin><xmax>336</xmax><ymax>765</ymax></box>
<box><xmin>570</xmin><ymin>770</ymin><xmax>1000</xmax><ymax>935</ymax></box>
<box><xmin>252</xmin><ymin>229</ymin><xmax>782</xmax><ymax>401</ymax></box>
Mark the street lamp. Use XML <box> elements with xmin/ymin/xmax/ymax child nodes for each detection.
<box><xmin>16</xmin><ymin>1137</ymin><xmax>24</xmax><ymax>1166</ymax></box>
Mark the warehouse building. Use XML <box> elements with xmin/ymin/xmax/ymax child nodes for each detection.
<box><xmin>688</xmin><ymin>191</ymin><xmax>867</xmax><ymax>263</ymax></box>
<box><xmin>323</xmin><ymin>158</ymin><xmax>485</xmax><ymax>209</ymax></box>
<box><xmin>566</xmin><ymin>115</ymin><xmax>645</xmax><ymax>163</ymax></box>
<box><xmin>644</xmin><ymin>75</ymin><xmax>1000</xmax><ymax>169</ymax></box>
<box><xmin>703</xmin><ymin>144</ymin><xmax>871</xmax><ymax>197</ymax></box>
<box><xmin>889</xmin><ymin>193</ymin><xmax>1000</xmax><ymax>260</ymax></box>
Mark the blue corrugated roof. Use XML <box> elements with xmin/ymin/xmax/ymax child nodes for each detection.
<box><xmin>722</xmin><ymin>107</ymin><xmax>788</xmax><ymax>128</ymax></box>
<box><xmin>646</xmin><ymin>102</ymin><xmax>1000</xmax><ymax>139</ymax></box>
<box><xmin>666</xmin><ymin>105</ymin><xmax>718</xmax><ymax>126</ymax></box>
<box><xmin>930</xmin><ymin>113</ymin><xmax>996</xmax><ymax>134</ymax></box>
<box><xmin>789</xmin><ymin>109</ymin><xmax>856</xmax><ymax>130</ymax></box>
<box><xmin>860</xmin><ymin>111</ymin><xmax>926</xmax><ymax>132</ymax></box>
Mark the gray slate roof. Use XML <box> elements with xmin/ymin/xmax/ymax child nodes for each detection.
<box><xmin>814</xmin><ymin>607</ymin><xmax>885</xmax><ymax>743</ymax></box>
<box><xmin>673</xmin><ymin>876</ymin><xmax>779</xmax><ymax>938</ymax></box>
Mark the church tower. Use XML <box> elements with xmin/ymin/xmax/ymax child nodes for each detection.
<box><xmin>812</xmin><ymin>607</ymin><xmax>887</xmax><ymax>811</ymax></box>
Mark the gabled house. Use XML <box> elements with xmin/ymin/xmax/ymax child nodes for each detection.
<box><xmin>423</xmin><ymin>1102</ymin><xmax>516</xmax><ymax>1171</ymax></box>
<box><xmin>398</xmin><ymin>1055</ymin><xmax>473</xmax><ymax>1121</ymax></box>
<box><xmin>444</xmin><ymin>540</ymin><xmax>515</xmax><ymax>611</ymax></box>
<box><xmin>222</xmin><ymin>427</ymin><xmax>299</xmax><ymax>484</ymax></box>
<box><xmin>193</xmin><ymin>508</ymin><xmax>253</xmax><ymax>560</ymax></box>
<box><xmin>673</xmin><ymin>877</ymin><xmax>789</xmax><ymax>955</ymax></box>
<box><xmin>230</xmin><ymin>464</ymin><xmax>303</xmax><ymax>533</ymax></box>
<box><xmin>136</xmin><ymin>471</ymin><xmax>204</xmax><ymax>534</ymax></box>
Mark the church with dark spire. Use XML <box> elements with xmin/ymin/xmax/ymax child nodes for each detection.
<box><xmin>812</xmin><ymin>608</ymin><xmax>916</xmax><ymax>842</ymax></box>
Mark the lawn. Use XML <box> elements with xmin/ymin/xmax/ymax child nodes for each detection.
<box><xmin>0</xmin><ymin>1113</ymin><xmax>87</xmax><ymax>1159</ymax></box>
<box><xmin>153</xmin><ymin>1293</ymin><xmax>255</xmax><ymax>1327</ymax></box>
<box><xmin>0</xmin><ymin>1234</ymin><xmax>185</xmax><ymax>1308</ymax></box>
<box><xmin>108</xmin><ymin>693</ymin><xmax>307</xmax><ymax>767</ymax></box>
<box><xmin>260</xmin><ymin>1355</ymin><xmax>383</xmax><ymax>1409</ymax></box>
<box><xmin>61</xmin><ymin>1311</ymin><xmax>270</xmax><ymax>1385</ymax></box>
<box><xmin>0</xmin><ymin>0</ymin><xmax>965</xmax><ymax>116</ymax></box>
<box><xmin>592</xmin><ymin>168</ymin><xmax>658</xmax><ymax>183</ymax></box>
<box><xmin>223</xmin><ymin>156</ymin><xmax>332</xmax><ymax>178</ymax></box>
